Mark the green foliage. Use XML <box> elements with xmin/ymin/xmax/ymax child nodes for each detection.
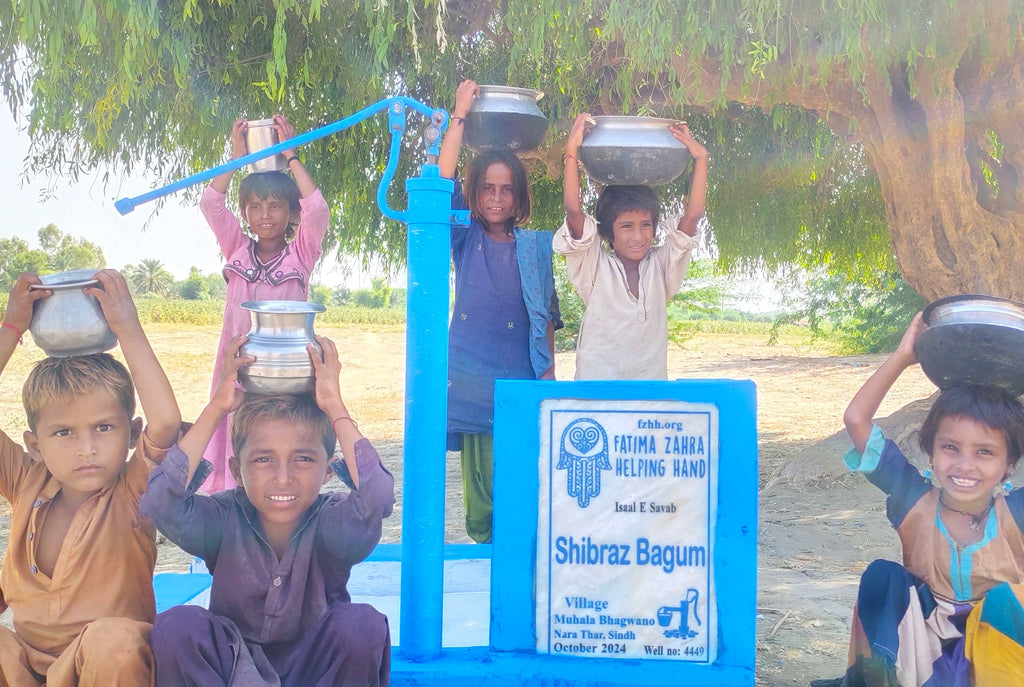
<box><xmin>331</xmin><ymin>287</ymin><xmax>352</xmax><ymax>305</ymax></box>
<box><xmin>553</xmin><ymin>257</ymin><xmax>585</xmax><ymax>352</ymax></box>
<box><xmin>700</xmin><ymin>107</ymin><xmax>893</xmax><ymax>278</ymax></box>
<box><xmin>0</xmin><ymin>0</ymin><xmax>972</xmax><ymax>276</ymax></box>
<box><xmin>178</xmin><ymin>266</ymin><xmax>211</xmax><ymax>300</ymax></box>
<box><xmin>309</xmin><ymin>284</ymin><xmax>332</xmax><ymax>306</ymax></box>
<box><xmin>771</xmin><ymin>270</ymin><xmax>926</xmax><ymax>354</ymax></box>
<box><xmin>124</xmin><ymin>259</ymin><xmax>175</xmax><ymax>296</ymax></box>
<box><xmin>351</xmin><ymin>277</ymin><xmax>393</xmax><ymax>308</ymax></box>
<box><xmin>0</xmin><ymin>238</ymin><xmax>48</xmax><ymax>292</ymax></box>
<box><xmin>204</xmin><ymin>272</ymin><xmax>227</xmax><ymax>299</ymax></box>
<box><xmin>0</xmin><ymin>226</ymin><xmax>106</xmax><ymax>291</ymax></box>
<box><xmin>37</xmin><ymin>224</ymin><xmax>106</xmax><ymax>272</ymax></box>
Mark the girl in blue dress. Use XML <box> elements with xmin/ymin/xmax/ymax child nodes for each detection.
<box><xmin>438</xmin><ymin>79</ymin><xmax>562</xmax><ymax>543</ymax></box>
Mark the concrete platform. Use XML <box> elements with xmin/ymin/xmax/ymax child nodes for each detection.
<box><xmin>153</xmin><ymin>543</ymin><xmax>492</xmax><ymax>649</ymax></box>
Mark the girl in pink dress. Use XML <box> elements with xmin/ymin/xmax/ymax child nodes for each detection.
<box><xmin>200</xmin><ymin>115</ymin><xmax>330</xmax><ymax>491</ymax></box>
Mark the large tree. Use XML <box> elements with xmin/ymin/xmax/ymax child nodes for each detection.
<box><xmin>0</xmin><ymin>0</ymin><xmax>1019</xmax><ymax>298</ymax></box>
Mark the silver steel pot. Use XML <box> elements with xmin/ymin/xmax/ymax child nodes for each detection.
<box><xmin>245</xmin><ymin>118</ymin><xmax>289</xmax><ymax>173</ymax></box>
<box><xmin>578</xmin><ymin>116</ymin><xmax>691</xmax><ymax>186</ymax></box>
<box><xmin>238</xmin><ymin>300</ymin><xmax>326</xmax><ymax>395</ymax></box>
<box><xmin>29</xmin><ymin>269</ymin><xmax>117</xmax><ymax>358</ymax></box>
<box><xmin>915</xmin><ymin>294</ymin><xmax>1024</xmax><ymax>395</ymax></box>
<box><xmin>463</xmin><ymin>85</ymin><xmax>547</xmax><ymax>152</ymax></box>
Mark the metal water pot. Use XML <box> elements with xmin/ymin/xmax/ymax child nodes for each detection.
<box><xmin>29</xmin><ymin>269</ymin><xmax>117</xmax><ymax>358</ymax></box>
<box><xmin>578</xmin><ymin>116</ymin><xmax>691</xmax><ymax>186</ymax></box>
<box><xmin>238</xmin><ymin>300</ymin><xmax>326</xmax><ymax>395</ymax></box>
<box><xmin>915</xmin><ymin>294</ymin><xmax>1024</xmax><ymax>396</ymax></box>
<box><xmin>463</xmin><ymin>85</ymin><xmax>548</xmax><ymax>152</ymax></box>
<box><xmin>244</xmin><ymin>118</ymin><xmax>289</xmax><ymax>173</ymax></box>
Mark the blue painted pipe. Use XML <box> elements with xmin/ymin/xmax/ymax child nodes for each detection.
<box><xmin>399</xmin><ymin>163</ymin><xmax>453</xmax><ymax>660</ymax></box>
<box><xmin>114</xmin><ymin>96</ymin><xmax>446</xmax><ymax>215</ymax></box>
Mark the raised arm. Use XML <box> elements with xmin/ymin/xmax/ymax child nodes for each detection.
<box><xmin>275</xmin><ymin>114</ymin><xmax>319</xmax><ymax>198</ymax></box>
<box><xmin>670</xmin><ymin>123</ymin><xmax>709</xmax><ymax>238</ymax></box>
<box><xmin>210</xmin><ymin>119</ymin><xmax>248</xmax><ymax>194</ymax></box>
<box><xmin>86</xmin><ymin>270</ymin><xmax>180</xmax><ymax>451</ymax></box>
<box><xmin>179</xmin><ymin>336</ymin><xmax>253</xmax><ymax>484</ymax></box>
<box><xmin>309</xmin><ymin>336</ymin><xmax>363</xmax><ymax>487</ymax></box>
<box><xmin>438</xmin><ymin>80</ymin><xmax>478</xmax><ymax>179</ymax></box>
<box><xmin>843</xmin><ymin>312</ymin><xmax>926</xmax><ymax>453</ymax></box>
<box><xmin>0</xmin><ymin>273</ymin><xmax>49</xmax><ymax>374</ymax></box>
<box><xmin>563</xmin><ymin>113</ymin><xmax>590</xmax><ymax>239</ymax></box>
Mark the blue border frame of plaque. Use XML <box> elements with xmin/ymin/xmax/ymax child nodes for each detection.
<box><xmin>491</xmin><ymin>379</ymin><xmax>757</xmax><ymax>686</ymax></box>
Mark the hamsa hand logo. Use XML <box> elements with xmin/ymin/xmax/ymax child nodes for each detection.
<box><xmin>557</xmin><ymin>418</ymin><xmax>611</xmax><ymax>508</ymax></box>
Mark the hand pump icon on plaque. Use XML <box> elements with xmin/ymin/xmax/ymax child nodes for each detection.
<box><xmin>657</xmin><ymin>588</ymin><xmax>701</xmax><ymax>639</ymax></box>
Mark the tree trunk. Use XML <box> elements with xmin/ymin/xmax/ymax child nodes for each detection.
<box><xmin>664</xmin><ymin>1</ymin><xmax>1024</xmax><ymax>301</ymax></box>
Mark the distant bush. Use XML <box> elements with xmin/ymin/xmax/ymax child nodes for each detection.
<box><xmin>771</xmin><ymin>271</ymin><xmax>925</xmax><ymax>353</ymax></box>
<box><xmin>309</xmin><ymin>284</ymin><xmax>331</xmax><ymax>307</ymax></box>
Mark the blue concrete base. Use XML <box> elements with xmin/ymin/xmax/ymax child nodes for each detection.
<box><xmin>153</xmin><ymin>546</ymin><xmax>757</xmax><ymax>685</ymax></box>
<box><xmin>392</xmin><ymin>647</ymin><xmax>753</xmax><ymax>686</ymax></box>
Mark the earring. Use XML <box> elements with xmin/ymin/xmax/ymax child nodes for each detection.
<box><xmin>1005</xmin><ymin>481</ymin><xmax>1013</xmax><ymax>494</ymax></box>
<box><xmin>923</xmin><ymin>468</ymin><xmax>933</xmax><ymax>480</ymax></box>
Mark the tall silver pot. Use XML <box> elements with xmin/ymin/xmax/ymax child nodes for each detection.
<box><xmin>238</xmin><ymin>300</ymin><xmax>325</xmax><ymax>395</ymax></box>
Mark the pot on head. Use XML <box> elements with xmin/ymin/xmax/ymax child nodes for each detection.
<box><xmin>244</xmin><ymin>118</ymin><xmax>289</xmax><ymax>173</ymax></box>
<box><xmin>238</xmin><ymin>300</ymin><xmax>325</xmax><ymax>395</ymax></box>
<box><xmin>578</xmin><ymin>116</ymin><xmax>691</xmax><ymax>186</ymax></box>
<box><xmin>29</xmin><ymin>269</ymin><xmax>117</xmax><ymax>358</ymax></box>
<box><xmin>463</xmin><ymin>85</ymin><xmax>548</xmax><ymax>152</ymax></box>
<box><xmin>915</xmin><ymin>294</ymin><xmax>1024</xmax><ymax>396</ymax></box>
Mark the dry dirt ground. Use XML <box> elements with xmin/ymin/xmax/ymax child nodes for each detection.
<box><xmin>0</xmin><ymin>323</ymin><xmax>941</xmax><ymax>685</ymax></box>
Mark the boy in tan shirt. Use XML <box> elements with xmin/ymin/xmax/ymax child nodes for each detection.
<box><xmin>0</xmin><ymin>270</ymin><xmax>181</xmax><ymax>686</ymax></box>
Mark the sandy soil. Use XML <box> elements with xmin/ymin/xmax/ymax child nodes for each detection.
<box><xmin>0</xmin><ymin>323</ymin><xmax>939</xmax><ymax>685</ymax></box>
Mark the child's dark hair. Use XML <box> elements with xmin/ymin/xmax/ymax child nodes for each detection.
<box><xmin>464</xmin><ymin>150</ymin><xmax>531</xmax><ymax>234</ymax></box>
<box><xmin>231</xmin><ymin>393</ymin><xmax>336</xmax><ymax>459</ymax></box>
<box><xmin>918</xmin><ymin>384</ymin><xmax>1024</xmax><ymax>466</ymax></box>
<box><xmin>594</xmin><ymin>185</ymin><xmax>661</xmax><ymax>244</ymax></box>
<box><xmin>238</xmin><ymin>171</ymin><xmax>301</xmax><ymax>241</ymax></box>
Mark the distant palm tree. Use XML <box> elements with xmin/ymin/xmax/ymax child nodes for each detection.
<box><xmin>129</xmin><ymin>258</ymin><xmax>174</xmax><ymax>296</ymax></box>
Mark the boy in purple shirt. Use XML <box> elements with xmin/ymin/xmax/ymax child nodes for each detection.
<box><xmin>141</xmin><ymin>335</ymin><xmax>394</xmax><ymax>687</ymax></box>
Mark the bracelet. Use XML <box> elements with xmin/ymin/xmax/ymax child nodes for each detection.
<box><xmin>451</xmin><ymin>116</ymin><xmax>465</xmax><ymax>124</ymax></box>
<box><xmin>1</xmin><ymin>321</ymin><xmax>23</xmax><ymax>344</ymax></box>
<box><xmin>332</xmin><ymin>415</ymin><xmax>359</xmax><ymax>430</ymax></box>
<box><xmin>564</xmin><ymin>153</ymin><xmax>578</xmax><ymax>164</ymax></box>
<box><xmin>286</xmin><ymin>155</ymin><xmax>300</xmax><ymax>164</ymax></box>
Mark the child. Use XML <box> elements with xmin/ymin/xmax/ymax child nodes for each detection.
<box><xmin>438</xmin><ymin>79</ymin><xmax>562</xmax><ymax>543</ymax></box>
<box><xmin>0</xmin><ymin>270</ymin><xmax>182</xmax><ymax>686</ymax></box>
<box><xmin>555</xmin><ymin>113</ymin><xmax>709</xmax><ymax>380</ymax></box>
<box><xmin>824</xmin><ymin>312</ymin><xmax>1024</xmax><ymax>686</ymax></box>
<box><xmin>201</xmin><ymin>114</ymin><xmax>331</xmax><ymax>492</ymax></box>
<box><xmin>142</xmin><ymin>335</ymin><xmax>394</xmax><ymax>686</ymax></box>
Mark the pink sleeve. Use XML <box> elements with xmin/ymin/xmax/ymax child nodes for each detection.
<box><xmin>200</xmin><ymin>185</ymin><xmax>246</xmax><ymax>259</ymax></box>
<box><xmin>291</xmin><ymin>188</ymin><xmax>330</xmax><ymax>270</ymax></box>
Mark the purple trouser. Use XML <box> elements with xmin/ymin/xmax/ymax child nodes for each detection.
<box><xmin>152</xmin><ymin>603</ymin><xmax>390</xmax><ymax>687</ymax></box>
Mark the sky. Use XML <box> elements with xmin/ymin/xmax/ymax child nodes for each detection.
<box><xmin>0</xmin><ymin>112</ymin><xmax>381</xmax><ymax>289</ymax></box>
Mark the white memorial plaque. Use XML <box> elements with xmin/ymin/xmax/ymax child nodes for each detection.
<box><xmin>536</xmin><ymin>399</ymin><xmax>718</xmax><ymax>662</ymax></box>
